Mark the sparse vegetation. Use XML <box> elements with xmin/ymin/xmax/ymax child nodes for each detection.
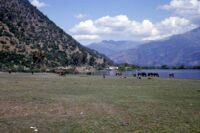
<box><xmin>0</xmin><ymin>0</ymin><xmax>112</xmax><ymax>69</ymax></box>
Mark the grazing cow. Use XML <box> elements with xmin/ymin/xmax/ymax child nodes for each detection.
<box><xmin>59</xmin><ymin>71</ymin><xmax>66</xmax><ymax>76</ymax></box>
<box><xmin>148</xmin><ymin>72</ymin><xmax>153</xmax><ymax>77</ymax></box>
<box><xmin>116</xmin><ymin>72</ymin><xmax>122</xmax><ymax>76</ymax></box>
<box><xmin>153</xmin><ymin>73</ymin><xmax>159</xmax><ymax>77</ymax></box>
<box><xmin>8</xmin><ymin>70</ymin><xmax>11</xmax><ymax>74</ymax></box>
<box><xmin>138</xmin><ymin>72</ymin><xmax>146</xmax><ymax>77</ymax></box>
<box><xmin>86</xmin><ymin>72</ymin><xmax>92</xmax><ymax>75</ymax></box>
<box><xmin>137</xmin><ymin>76</ymin><xmax>142</xmax><ymax>79</ymax></box>
<box><xmin>169</xmin><ymin>73</ymin><xmax>174</xmax><ymax>78</ymax></box>
<box><xmin>133</xmin><ymin>74</ymin><xmax>137</xmax><ymax>77</ymax></box>
<box><xmin>148</xmin><ymin>72</ymin><xmax>159</xmax><ymax>77</ymax></box>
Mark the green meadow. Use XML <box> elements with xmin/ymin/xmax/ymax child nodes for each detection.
<box><xmin>0</xmin><ymin>73</ymin><xmax>200</xmax><ymax>133</ymax></box>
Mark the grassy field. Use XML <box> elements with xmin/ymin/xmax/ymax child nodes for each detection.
<box><xmin>0</xmin><ymin>73</ymin><xmax>200</xmax><ymax>133</ymax></box>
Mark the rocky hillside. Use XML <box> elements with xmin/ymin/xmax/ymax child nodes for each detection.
<box><xmin>0</xmin><ymin>0</ymin><xmax>111</xmax><ymax>69</ymax></box>
<box><xmin>111</xmin><ymin>27</ymin><xmax>200</xmax><ymax>66</ymax></box>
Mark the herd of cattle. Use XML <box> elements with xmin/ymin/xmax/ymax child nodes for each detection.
<box><xmin>115</xmin><ymin>71</ymin><xmax>175</xmax><ymax>78</ymax></box>
<box><xmin>5</xmin><ymin>70</ymin><xmax>175</xmax><ymax>78</ymax></box>
<box><xmin>132</xmin><ymin>72</ymin><xmax>160</xmax><ymax>77</ymax></box>
<box><xmin>116</xmin><ymin>72</ymin><xmax>175</xmax><ymax>78</ymax></box>
<box><xmin>39</xmin><ymin>71</ymin><xmax>175</xmax><ymax>78</ymax></box>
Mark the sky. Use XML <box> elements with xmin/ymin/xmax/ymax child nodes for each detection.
<box><xmin>29</xmin><ymin>0</ymin><xmax>200</xmax><ymax>45</ymax></box>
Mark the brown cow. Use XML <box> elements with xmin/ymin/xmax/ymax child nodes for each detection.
<box><xmin>8</xmin><ymin>70</ymin><xmax>11</xmax><ymax>74</ymax></box>
<box><xmin>86</xmin><ymin>72</ymin><xmax>92</xmax><ymax>75</ymax></box>
<box><xmin>59</xmin><ymin>71</ymin><xmax>66</xmax><ymax>76</ymax></box>
<box><xmin>116</xmin><ymin>72</ymin><xmax>122</xmax><ymax>76</ymax></box>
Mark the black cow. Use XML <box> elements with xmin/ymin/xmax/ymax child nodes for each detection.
<box><xmin>148</xmin><ymin>72</ymin><xmax>153</xmax><ymax>77</ymax></box>
<box><xmin>153</xmin><ymin>73</ymin><xmax>159</xmax><ymax>77</ymax></box>
<box><xmin>138</xmin><ymin>72</ymin><xmax>147</xmax><ymax>77</ymax></box>
<box><xmin>148</xmin><ymin>72</ymin><xmax>159</xmax><ymax>77</ymax></box>
<box><xmin>169</xmin><ymin>73</ymin><xmax>174</xmax><ymax>78</ymax></box>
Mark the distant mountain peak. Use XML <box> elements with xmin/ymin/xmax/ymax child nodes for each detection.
<box><xmin>87</xmin><ymin>40</ymin><xmax>144</xmax><ymax>57</ymax></box>
<box><xmin>111</xmin><ymin>27</ymin><xmax>200</xmax><ymax>66</ymax></box>
<box><xmin>190</xmin><ymin>26</ymin><xmax>200</xmax><ymax>33</ymax></box>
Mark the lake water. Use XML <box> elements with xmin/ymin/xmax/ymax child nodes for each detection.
<box><xmin>94</xmin><ymin>70</ymin><xmax>200</xmax><ymax>80</ymax></box>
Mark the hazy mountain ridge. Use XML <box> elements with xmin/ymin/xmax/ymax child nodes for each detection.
<box><xmin>111</xmin><ymin>27</ymin><xmax>200</xmax><ymax>66</ymax></box>
<box><xmin>0</xmin><ymin>0</ymin><xmax>111</xmax><ymax>69</ymax></box>
<box><xmin>87</xmin><ymin>40</ymin><xmax>146</xmax><ymax>56</ymax></box>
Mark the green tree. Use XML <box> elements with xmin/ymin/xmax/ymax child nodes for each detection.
<box><xmin>178</xmin><ymin>65</ymin><xmax>185</xmax><ymax>69</ymax></box>
<box><xmin>89</xmin><ymin>57</ymin><xmax>95</xmax><ymax>66</ymax></box>
<box><xmin>161</xmin><ymin>65</ymin><xmax>169</xmax><ymax>69</ymax></box>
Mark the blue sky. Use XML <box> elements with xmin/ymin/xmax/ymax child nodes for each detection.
<box><xmin>30</xmin><ymin>0</ymin><xmax>200</xmax><ymax>45</ymax></box>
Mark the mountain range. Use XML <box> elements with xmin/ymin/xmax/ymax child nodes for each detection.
<box><xmin>88</xmin><ymin>40</ymin><xmax>146</xmax><ymax>57</ymax></box>
<box><xmin>0</xmin><ymin>0</ymin><xmax>111</xmax><ymax>69</ymax></box>
<box><xmin>1</xmin><ymin>0</ymin><xmax>199</xmax><ymax>68</ymax></box>
<box><xmin>87</xmin><ymin>27</ymin><xmax>200</xmax><ymax>66</ymax></box>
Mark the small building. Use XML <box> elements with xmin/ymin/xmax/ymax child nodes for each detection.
<box><xmin>108</xmin><ymin>66</ymin><xmax>119</xmax><ymax>70</ymax></box>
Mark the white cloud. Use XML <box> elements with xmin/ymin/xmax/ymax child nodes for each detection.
<box><xmin>131</xmin><ymin>20</ymin><xmax>159</xmax><ymax>36</ymax></box>
<box><xmin>143</xmin><ymin>17</ymin><xmax>197</xmax><ymax>40</ymax></box>
<box><xmin>70</xmin><ymin>15</ymin><xmax>158</xmax><ymax>36</ymax></box>
<box><xmin>159</xmin><ymin>0</ymin><xmax>200</xmax><ymax>23</ymax></box>
<box><xmin>94</xmin><ymin>15</ymin><xmax>131</xmax><ymax>33</ymax></box>
<box><xmin>73</xmin><ymin>35</ymin><xmax>101</xmax><ymax>40</ymax></box>
<box><xmin>70</xmin><ymin>20</ymin><xmax>99</xmax><ymax>34</ymax></box>
<box><xmin>74</xmin><ymin>14</ymin><xmax>88</xmax><ymax>19</ymax></box>
<box><xmin>70</xmin><ymin>15</ymin><xmax>197</xmax><ymax>42</ymax></box>
<box><xmin>159</xmin><ymin>0</ymin><xmax>199</xmax><ymax>10</ymax></box>
<box><xmin>143</xmin><ymin>35</ymin><xmax>170</xmax><ymax>41</ymax></box>
<box><xmin>31</xmin><ymin>0</ymin><xmax>47</xmax><ymax>8</ymax></box>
